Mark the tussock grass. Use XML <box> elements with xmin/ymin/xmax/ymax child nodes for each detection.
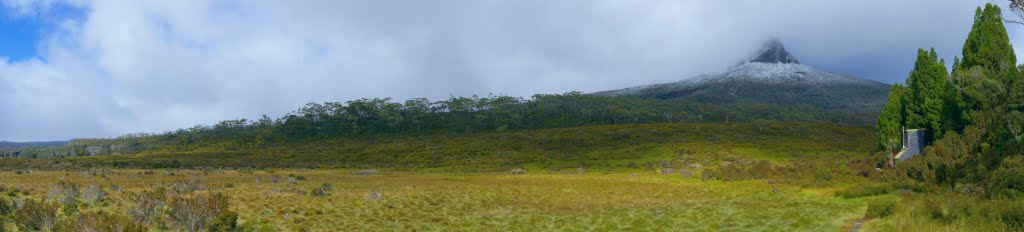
<box><xmin>861</xmin><ymin>193</ymin><xmax>1024</xmax><ymax>231</ymax></box>
<box><xmin>835</xmin><ymin>182</ymin><xmax>924</xmax><ymax>198</ymax></box>
<box><xmin>0</xmin><ymin>170</ymin><xmax>869</xmax><ymax>231</ymax></box>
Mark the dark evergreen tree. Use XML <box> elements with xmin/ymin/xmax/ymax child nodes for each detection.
<box><xmin>877</xmin><ymin>84</ymin><xmax>905</xmax><ymax>152</ymax></box>
<box><xmin>960</xmin><ymin>4</ymin><xmax>1018</xmax><ymax>85</ymax></box>
<box><xmin>903</xmin><ymin>48</ymin><xmax>949</xmax><ymax>141</ymax></box>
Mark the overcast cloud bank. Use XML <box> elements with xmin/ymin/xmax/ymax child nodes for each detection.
<box><xmin>0</xmin><ymin>0</ymin><xmax>1020</xmax><ymax>141</ymax></box>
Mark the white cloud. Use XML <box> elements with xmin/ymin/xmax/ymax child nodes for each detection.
<box><xmin>0</xmin><ymin>0</ymin><xmax>1018</xmax><ymax>141</ymax></box>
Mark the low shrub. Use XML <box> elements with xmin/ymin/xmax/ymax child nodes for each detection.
<box><xmin>173</xmin><ymin>179</ymin><xmax>206</xmax><ymax>193</ymax></box>
<box><xmin>864</xmin><ymin>199</ymin><xmax>896</xmax><ymax>219</ymax></box>
<box><xmin>56</xmin><ymin>210</ymin><xmax>147</xmax><ymax>232</ymax></box>
<box><xmin>12</xmin><ymin>199</ymin><xmax>58</xmax><ymax>231</ymax></box>
<box><xmin>311</xmin><ymin>183</ymin><xmax>333</xmax><ymax>197</ymax></box>
<box><xmin>1002</xmin><ymin>205</ymin><xmax>1024</xmax><ymax>230</ymax></box>
<box><xmin>835</xmin><ymin>182</ymin><xmax>923</xmax><ymax>198</ymax></box>
<box><xmin>46</xmin><ymin>180</ymin><xmax>80</xmax><ymax>206</ymax></box>
<box><xmin>924</xmin><ymin>196</ymin><xmax>967</xmax><ymax>223</ymax></box>
<box><xmin>128</xmin><ymin>188</ymin><xmax>168</xmax><ymax>226</ymax></box>
<box><xmin>0</xmin><ymin>196</ymin><xmax>12</xmax><ymax>215</ymax></box>
<box><xmin>288</xmin><ymin>174</ymin><xmax>307</xmax><ymax>181</ymax></box>
<box><xmin>209</xmin><ymin>210</ymin><xmax>238</xmax><ymax>232</ymax></box>
<box><xmin>82</xmin><ymin>184</ymin><xmax>107</xmax><ymax>203</ymax></box>
<box><xmin>700</xmin><ymin>169</ymin><xmax>716</xmax><ymax>181</ymax></box>
<box><xmin>365</xmin><ymin>190</ymin><xmax>385</xmax><ymax>201</ymax></box>
<box><xmin>167</xmin><ymin>192</ymin><xmax>237</xmax><ymax>232</ymax></box>
<box><xmin>989</xmin><ymin>156</ymin><xmax>1024</xmax><ymax>198</ymax></box>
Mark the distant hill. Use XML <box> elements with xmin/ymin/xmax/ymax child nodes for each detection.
<box><xmin>0</xmin><ymin>141</ymin><xmax>69</xmax><ymax>148</ymax></box>
<box><xmin>593</xmin><ymin>38</ymin><xmax>891</xmax><ymax>113</ymax></box>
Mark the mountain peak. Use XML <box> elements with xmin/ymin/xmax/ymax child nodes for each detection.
<box><xmin>748</xmin><ymin>38</ymin><xmax>799</xmax><ymax>64</ymax></box>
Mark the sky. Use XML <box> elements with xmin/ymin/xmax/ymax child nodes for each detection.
<box><xmin>0</xmin><ymin>0</ymin><xmax>1022</xmax><ymax>141</ymax></box>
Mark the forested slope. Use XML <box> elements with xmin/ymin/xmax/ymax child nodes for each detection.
<box><xmin>0</xmin><ymin>122</ymin><xmax>875</xmax><ymax>171</ymax></box>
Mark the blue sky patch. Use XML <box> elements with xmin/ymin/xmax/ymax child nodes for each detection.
<box><xmin>0</xmin><ymin>2</ymin><xmax>87</xmax><ymax>61</ymax></box>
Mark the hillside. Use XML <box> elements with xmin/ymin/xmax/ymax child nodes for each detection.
<box><xmin>594</xmin><ymin>39</ymin><xmax>891</xmax><ymax>113</ymax></box>
<box><xmin>0</xmin><ymin>141</ymin><xmax>68</xmax><ymax>148</ymax></box>
<box><xmin>2</xmin><ymin>122</ymin><xmax>876</xmax><ymax>171</ymax></box>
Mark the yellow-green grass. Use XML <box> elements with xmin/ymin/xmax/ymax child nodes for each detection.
<box><xmin>860</xmin><ymin>192</ymin><xmax>1024</xmax><ymax>232</ymax></box>
<box><xmin>0</xmin><ymin>170</ymin><xmax>870</xmax><ymax>231</ymax></box>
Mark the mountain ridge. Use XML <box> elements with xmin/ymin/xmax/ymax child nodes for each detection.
<box><xmin>593</xmin><ymin>39</ymin><xmax>890</xmax><ymax>112</ymax></box>
<box><xmin>0</xmin><ymin>141</ymin><xmax>68</xmax><ymax>148</ymax></box>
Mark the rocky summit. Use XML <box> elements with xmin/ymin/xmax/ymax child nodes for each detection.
<box><xmin>748</xmin><ymin>38</ymin><xmax>800</xmax><ymax>64</ymax></box>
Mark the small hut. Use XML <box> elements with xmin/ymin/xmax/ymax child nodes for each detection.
<box><xmin>895</xmin><ymin>128</ymin><xmax>927</xmax><ymax>161</ymax></box>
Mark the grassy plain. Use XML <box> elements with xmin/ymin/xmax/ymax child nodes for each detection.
<box><xmin>0</xmin><ymin>122</ymin><xmax>897</xmax><ymax>231</ymax></box>
<box><xmin>0</xmin><ymin>170</ymin><xmax>872</xmax><ymax>231</ymax></box>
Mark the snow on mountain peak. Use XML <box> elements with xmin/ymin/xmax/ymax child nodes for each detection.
<box><xmin>679</xmin><ymin>62</ymin><xmax>871</xmax><ymax>86</ymax></box>
<box><xmin>592</xmin><ymin>38</ymin><xmax>884</xmax><ymax>97</ymax></box>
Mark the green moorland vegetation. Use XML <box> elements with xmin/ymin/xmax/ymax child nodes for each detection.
<box><xmin>0</xmin><ymin>169</ymin><xmax>886</xmax><ymax>231</ymax></box>
<box><xmin>0</xmin><ymin>122</ymin><xmax>874</xmax><ymax>172</ymax></box>
<box><xmin>0</xmin><ymin>122</ymin><xmax>891</xmax><ymax>231</ymax></box>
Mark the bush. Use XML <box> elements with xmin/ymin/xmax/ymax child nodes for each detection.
<box><xmin>989</xmin><ymin>156</ymin><xmax>1024</xmax><ymax>198</ymax></box>
<box><xmin>923</xmin><ymin>196</ymin><xmax>968</xmax><ymax>223</ymax></box>
<box><xmin>865</xmin><ymin>199</ymin><xmax>896</xmax><ymax>219</ymax></box>
<box><xmin>82</xmin><ymin>184</ymin><xmax>107</xmax><ymax>203</ymax></box>
<box><xmin>173</xmin><ymin>179</ymin><xmax>206</xmax><ymax>193</ymax></box>
<box><xmin>167</xmin><ymin>192</ymin><xmax>237</xmax><ymax>232</ymax></box>
<box><xmin>128</xmin><ymin>188</ymin><xmax>168</xmax><ymax>226</ymax></box>
<box><xmin>46</xmin><ymin>180</ymin><xmax>81</xmax><ymax>206</ymax></box>
<box><xmin>311</xmin><ymin>183</ymin><xmax>333</xmax><ymax>197</ymax></box>
<box><xmin>679</xmin><ymin>170</ymin><xmax>693</xmax><ymax>178</ymax></box>
<box><xmin>1002</xmin><ymin>205</ymin><xmax>1024</xmax><ymax>230</ymax></box>
<box><xmin>700</xmin><ymin>169</ymin><xmax>716</xmax><ymax>181</ymax></box>
<box><xmin>12</xmin><ymin>199</ymin><xmax>58</xmax><ymax>231</ymax></box>
<box><xmin>209</xmin><ymin>210</ymin><xmax>239</xmax><ymax>232</ymax></box>
<box><xmin>835</xmin><ymin>182</ymin><xmax>923</xmax><ymax>198</ymax></box>
<box><xmin>365</xmin><ymin>190</ymin><xmax>385</xmax><ymax>201</ymax></box>
<box><xmin>56</xmin><ymin>210</ymin><xmax>147</xmax><ymax>232</ymax></box>
<box><xmin>0</xmin><ymin>196</ymin><xmax>12</xmax><ymax>215</ymax></box>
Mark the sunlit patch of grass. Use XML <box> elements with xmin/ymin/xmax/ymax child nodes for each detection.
<box><xmin>860</xmin><ymin>192</ymin><xmax>1024</xmax><ymax>232</ymax></box>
